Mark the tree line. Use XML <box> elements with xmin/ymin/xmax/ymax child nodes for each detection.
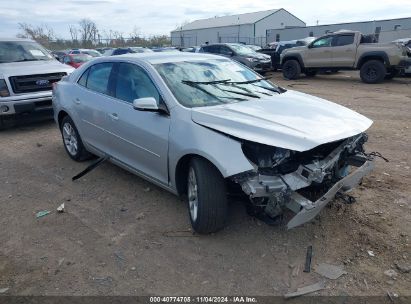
<box><xmin>17</xmin><ymin>19</ymin><xmax>171</xmax><ymax>50</ymax></box>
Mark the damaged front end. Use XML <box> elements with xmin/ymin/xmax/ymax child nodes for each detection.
<box><xmin>231</xmin><ymin>133</ymin><xmax>375</xmax><ymax>229</ymax></box>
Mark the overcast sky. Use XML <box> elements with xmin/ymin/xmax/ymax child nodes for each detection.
<box><xmin>0</xmin><ymin>0</ymin><xmax>410</xmax><ymax>38</ymax></box>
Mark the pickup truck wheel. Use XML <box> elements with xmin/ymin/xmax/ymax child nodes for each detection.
<box><xmin>282</xmin><ymin>60</ymin><xmax>301</xmax><ymax>80</ymax></box>
<box><xmin>360</xmin><ymin>60</ymin><xmax>386</xmax><ymax>84</ymax></box>
<box><xmin>305</xmin><ymin>70</ymin><xmax>317</xmax><ymax>77</ymax></box>
<box><xmin>187</xmin><ymin>158</ymin><xmax>227</xmax><ymax>234</ymax></box>
<box><xmin>60</xmin><ymin>116</ymin><xmax>91</xmax><ymax>161</ymax></box>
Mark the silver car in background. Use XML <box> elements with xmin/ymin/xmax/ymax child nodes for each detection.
<box><xmin>53</xmin><ymin>52</ymin><xmax>375</xmax><ymax>234</ymax></box>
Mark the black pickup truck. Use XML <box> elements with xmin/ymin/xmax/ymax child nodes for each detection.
<box><xmin>258</xmin><ymin>38</ymin><xmax>315</xmax><ymax>70</ymax></box>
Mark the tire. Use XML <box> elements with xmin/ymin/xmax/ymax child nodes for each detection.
<box><xmin>385</xmin><ymin>69</ymin><xmax>398</xmax><ymax>80</ymax></box>
<box><xmin>60</xmin><ymin>116</ymin><xmax>91</xmax><ymax>161</ymax></box>
<box><xmin>282</xmin><ymin>60</ymin><xmax>301</xmax><ymax>80</ymax></box>
<box><xmin>305</xmin><ymin>70</ymin><xmax>317</xmax><ymax>77</ymax></box>
<box><xmin>187</xmin><ymin>157</ymin><xmax>228</xmax><ymax>234</ymax></box>
<box><xmin>360</xmin><ymin>60</ymin><xmax>386</xmax><ymax>84</ymax></box>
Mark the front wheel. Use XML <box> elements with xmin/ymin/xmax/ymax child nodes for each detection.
<box><xmin>187</xmin><ymin>158</ymin><xmax>228</xmax><ymax>234</ymax></box>
<box><xmin>60</xmin><ymin>116</ymin><xmax>91</xmax><ymax>161</ymax></box>
<box><xmin>360</xmin><ymin>60</ymin><xmax>386</xmax><ymax>84</ymax></box>
<box><xmin>282</xmin><ymin>60</ymin><xmax>301</xmax><ymax>80</ymax></box>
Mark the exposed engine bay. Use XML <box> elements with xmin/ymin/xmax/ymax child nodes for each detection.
<box><xmin>231</xmin><ymin>133</ymin><xmax>375</xmax><ymax>228</ymax></box>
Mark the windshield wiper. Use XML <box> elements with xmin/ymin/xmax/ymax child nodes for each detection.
<box><xmin>182</xmin><ymin>79</ymin><xmax>261</xmax><ymax>99</ymax></box>
<box><xmin>216</xmin><ymin>87</ymin><xmax>260</xmax><ymax>99</ymax></box>
<box><xmin>182</xmin><ymin>81</ymin><xmax>246</xmax><ymax>102</ymax></box>
<box><xmin>228</xmin><ymin>77</ymin><xmax>270</xmax><ymax>84</ymax></box>
<box><xmin>182</xmin><ymin>79</ymin><xmax>231</xmax><ymax>85</ymax></box>
<box><xmin>252</xmin><ymin>84</ymin><xmax>287</xmax><ymax>94</ymax></box>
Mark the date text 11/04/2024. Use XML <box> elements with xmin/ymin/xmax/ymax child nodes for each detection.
<box><xmin>149</xmin><ymin>297</ymin><xmax>257</xmax><ymax>303</ymax></box>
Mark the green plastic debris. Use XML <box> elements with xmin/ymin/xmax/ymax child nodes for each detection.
<box><xmin>36</xmin><ymin>210</ymin><xmax>51</xmax><ymax>218</ymax></box>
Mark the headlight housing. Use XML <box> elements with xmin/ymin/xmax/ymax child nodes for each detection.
<box><xmin>0</xmin><ymin>79</ymin><xmax>10</xmax><ymax>97</ymax></box>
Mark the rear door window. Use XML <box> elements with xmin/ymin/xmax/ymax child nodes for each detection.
<box><xmin>219</xmin><ymin>46</ymin><xmax>233</xmax><ymax>55</ymax></box>
<box><xmin>78</xmin><ymin>68</ymin><xmax>90</xmax><ymax>87</ymax></box>
<box><xmin>203</xmin><ymin>45</ymin><xmax>219</xmax><ymax>54</ymax></box>
<box><xmin>86</xmin><ymin>63</ymin><xmax>114</xmax><ymax>95</ymax></box>
<box><xmin>333</xmin><ymin>34</ymin><xmax>355</xmax><ymax>46</ymax></box>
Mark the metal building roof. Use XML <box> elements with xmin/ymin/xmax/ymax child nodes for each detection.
<box><xmin>174</xmin><ymin>9</ymin><xmax>281</xmax><ymax>31</ymax></box>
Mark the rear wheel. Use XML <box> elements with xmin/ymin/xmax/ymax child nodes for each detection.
<box><xmin>282</xmin><ymin>60</ymin><xmax>301</xmax><ymax>80</ymax></box>
<box><xmin>60</xmin><ymin>116</ymin><xmax>91</xmax><ymax>161</ymax></box>
<box><xmin>360</xmin><ymin>60</ymin><xmax>386</xmax><ymax>84</ymax></box>
<box><xmin>187</xmin><ymin>158</ymin><xmax>227</xmax><ymax>234</ymax></box>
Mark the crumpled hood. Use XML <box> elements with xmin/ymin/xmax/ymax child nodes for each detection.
<box><xmin>191</xmin><ymin>90</ymin><xmax>373</xmax><ymax>152</ymax></box>
<box><xmin>0</xmin><ymin>60</ymin><xmax>74</xmax><ymax>78</ymax></box>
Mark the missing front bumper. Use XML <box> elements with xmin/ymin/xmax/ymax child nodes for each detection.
<box><xmin>286</xmin><ymin>160</ymin><xmax>374</xmax><ymax>229</ymax></box>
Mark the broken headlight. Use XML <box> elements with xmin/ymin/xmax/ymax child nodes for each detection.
<box><xmin>242</xmin><ymin>141</ymin><xmax>291</xmax><ymax>168</ymax></box>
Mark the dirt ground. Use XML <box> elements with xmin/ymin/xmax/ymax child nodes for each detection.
<box><xmin>0</xmin><ymin>71</ymin><xmax>410</xmax><ymax>297</ymax></box>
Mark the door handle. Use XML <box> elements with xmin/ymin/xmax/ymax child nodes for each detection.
<box><xmin>74</xmin><ymin>98</ymin><xmax>81</xmax><ymax>105</ymax></box>
<box><xmin>109</xmin><ymin>113</ymin><xmax>119</xmax><ymax>121</ymax></box>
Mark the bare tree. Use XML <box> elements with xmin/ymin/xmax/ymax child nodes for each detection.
<box><xmin>18</xmin><ymin>23</ymin><xmax>55</xmax><ymax>46</ymax></box>
<box><xmin>69</xmin><ymin>25</ymin><xmax>79</xmax><ymax>41</ymax></box>
<box><xmin>78</xmin><ymin>18</ymin><xmax>98</xmax><ymax>46</ymax></box>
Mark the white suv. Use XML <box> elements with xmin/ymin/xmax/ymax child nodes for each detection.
<box><xmin>0</xmin><ymin>38</ymin><xmax>74</xmax><ymax>129</ymax></box>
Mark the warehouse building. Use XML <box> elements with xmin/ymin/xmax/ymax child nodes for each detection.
<box><xmin>266</xmin><ymin>17</ymin><xmax>411</xmax><ymax>43</ymax></box>
<box><xmin>170</xmin><ymin>9</ymin><xmax>306</xmax><ymax>47</ymax></box>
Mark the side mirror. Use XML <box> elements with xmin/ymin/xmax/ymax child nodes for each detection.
<box><xmin>133</xmin><ymin>97</ymin><xmax>159</xmax><ymax>112</ymax></box>
<box><xmin>230</xmin><ymin>51</ymin><xmax>235</xmax><ymax>57</ymax></box>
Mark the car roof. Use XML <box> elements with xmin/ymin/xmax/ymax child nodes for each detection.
<box><xmin>91</xmin><ymin>52</ymin><xmax>225</xmax><ymax>64</ymax></box>
<box><xmin>204</xmin><ymin>43</ymin><xmax>243</xmax><ymax>46</ymax></box>
<box><xmin>68</xmin><ymin>53</ymin><xmax>90</xmax><ymax>56</ymax></box>
<box><xmin>0</xmin><ymin>37</ymin><xmax>35</xmax><ymax>42</ymax></box>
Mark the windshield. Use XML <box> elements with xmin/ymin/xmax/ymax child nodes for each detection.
<box><xmin>229</xmin><ymin>44</ymin><xmax>258</xmax><ymax>56</ymax></box>
<box><xmin>0</xmin><ymin>41</ymin><xmax>54</xmax><ymax>63</ymax></box>
<box><xmin>72</xmin><ymin>55</ymin><xmax>92</xmax><ymax>63</ymax></box>
<box><xmin>155</xmin><ymin>59</ymin><xmax>281</xmax><ymax>108</ymax></box>
<box><xmin>82</xmin><ymin>50</ymin><xmax>101</xmax><ymax>57</ymax></box>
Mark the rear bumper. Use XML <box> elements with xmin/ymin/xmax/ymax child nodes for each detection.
<box><xmin>253</xmin><ymin>61</ymin><xmax>272</xmax><ymax>72</ymax></box>
<box><xmin>286</xmin><ymin>160</ymin><xmax>374</xmax><ymax>229</ymax></box>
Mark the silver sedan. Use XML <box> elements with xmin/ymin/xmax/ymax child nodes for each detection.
<box><xmin>53</xmin><ymin>52</ymin><xmax>374</xmax><ymax>233</ymax></box>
